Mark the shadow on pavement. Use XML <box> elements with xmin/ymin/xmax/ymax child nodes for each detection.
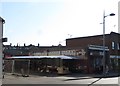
<box><xmin>88</xmin><ymin>78</ymin><xmax>102</xmax><ymax>86</ymax></box>
<box><xmin>63</xmin><ymin>77</ymin><xmax>93</xmax><ymax>81</ymax></box>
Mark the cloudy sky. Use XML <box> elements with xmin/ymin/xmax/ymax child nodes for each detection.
<box><xmin>0</xmin><ymin>0</ymin><xmax>119</xmax><ymax>46</ymax></box>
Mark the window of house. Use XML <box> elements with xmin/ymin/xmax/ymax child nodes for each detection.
<box><xmin>117</xmin><ymin>43</ymin><xmax>120</xmax><ymax>50</ymax></box>
<box><xmin>112</xmin><ymin>42</ymin><xmax>115</xmax><ymax>49</ymax></box>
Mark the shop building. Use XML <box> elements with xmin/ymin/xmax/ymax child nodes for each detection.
<box><xmin>66</xmin><ymin>32</ymin><xmax>120</xmax><ymax>73</ymax></box>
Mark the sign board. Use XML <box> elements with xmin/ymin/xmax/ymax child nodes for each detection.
<box><xmin>88</xmin><ymin>45</ymin><xmax>109</xmax><ymax>51</ymax></box>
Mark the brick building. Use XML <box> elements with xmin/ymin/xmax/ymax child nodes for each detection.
<box><xmin>66</xmin><ymin>32</ymin><xmax>120</xmax><ymax>73</ymax></box>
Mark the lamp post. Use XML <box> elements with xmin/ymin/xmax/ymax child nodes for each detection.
<box><xmin>102</xmin><ymin>11</ymin><xmax>115</xmax><ymax>76</ymax></box>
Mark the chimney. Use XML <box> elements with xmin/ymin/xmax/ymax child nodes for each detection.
<box><xmin>17</xmin><ymin>43</ymin><xmax>18</xmax><ymax>47</ymax></box>
<box><xmin>38</xmin><ymin>43</ymin><xmax>40</xmax><ymax>47</ymax></box>
<box><xmin>10</xmin><ymin>43</ymin><xmax>12</xmax><ymax>46</ymax></box>
<box><xmin>24</xmin><ymin>43</ymin><xmax>26</xmax><ymax>46</ymax></box>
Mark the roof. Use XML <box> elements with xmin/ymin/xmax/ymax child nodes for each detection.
<box><xmin>7</xmin><ymin>55</ymin><xmax>77</xmax><ymax>59</ymax></box>
<box><xmin>66</xmin><ymin>32</ymin><xmax>120</xmax><ymax>40</ymax></box>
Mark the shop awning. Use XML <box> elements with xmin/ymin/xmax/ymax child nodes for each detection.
<box><xmin>7</xmin><ymin>55</ymin><xmax>77</xmax><ymax>59</ymax></box>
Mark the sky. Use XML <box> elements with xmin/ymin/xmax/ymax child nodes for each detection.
<box><xmin>0</xmin><ymin>0</ymin><xmax>119</xmax><ymax>46</ymax></box>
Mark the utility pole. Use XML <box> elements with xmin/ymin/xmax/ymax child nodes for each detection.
<box><xmin>102</xmin><ymin>11</ymin><xmax>115</xmax><ymax>76</ymax></box>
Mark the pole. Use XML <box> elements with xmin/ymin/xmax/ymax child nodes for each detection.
<box><xmin>12</xmin><ymin>60</ymin><xmax>15</xmax><ymax>74</ymax></box>
<box><xmin>58</xmin><ymin>43</ymin><xmax>62</xmax><ymax>55</ymax></box>
<box><xmin>27</xmin><ymin>60</ymin><xmax>30</xmax><ymax>76</ymax></box>
<box><xmin>103</xmin><ymin>11</ymin><xmax>106</xmax><ymax>76</ymax></box>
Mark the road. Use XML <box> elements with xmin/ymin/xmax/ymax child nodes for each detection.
<box><xmin>2</xmin><ymin>73</ymin><xmax>120</xmax><ymax>86</ymax></box>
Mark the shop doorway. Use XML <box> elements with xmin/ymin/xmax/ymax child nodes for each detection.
<box><xmin>90</xmin><ymin>56</ymin><xmax>103</xmax><ymax>74</ymax></box>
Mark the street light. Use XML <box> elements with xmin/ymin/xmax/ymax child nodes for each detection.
<box><xmin>103</xmin><ymin>11</ymin><xmax>115</xmax><ymax>76</ymax></box>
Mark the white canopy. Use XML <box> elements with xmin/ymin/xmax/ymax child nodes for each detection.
<box><xmin>8</xmin><ymin>55</ymin><xmax>77</xmax><ymax>59</ymax></box>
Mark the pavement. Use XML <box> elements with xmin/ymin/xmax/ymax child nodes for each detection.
<box><xmin>3</xmin><ymin>72</ymin><xmax>119</xmax><ymax>79</ymax></box>
<box><xmin>2</xmin><ymin>72</ymin><xmax>120</xmax><ymax>85</ymax></box>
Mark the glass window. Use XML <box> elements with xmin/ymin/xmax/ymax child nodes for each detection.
<box><xmin>117</xmin><ymin>43</ymin><xmax>120</xmax><ymax>50</ymax></box>
<box><xmin>112</xmin><ymin>42</ymin><xmax>115</xmax><ymax>49</ymax></box>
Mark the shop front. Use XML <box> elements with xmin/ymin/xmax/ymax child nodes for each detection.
<box><xmin>4</xmin><ymin>56</ymin><xmax>80</xmax><ymax>76</ymax></box>
<box><xmin>87</xmin><ymin>45</ymin><xmax>110</xmax><ymax>74</ymax></box>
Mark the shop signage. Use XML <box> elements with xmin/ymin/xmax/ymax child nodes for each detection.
<box><xmin>88</xmin><ymin>45</ymin><xmax>109</xmax><ymax>51</ymax></box>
